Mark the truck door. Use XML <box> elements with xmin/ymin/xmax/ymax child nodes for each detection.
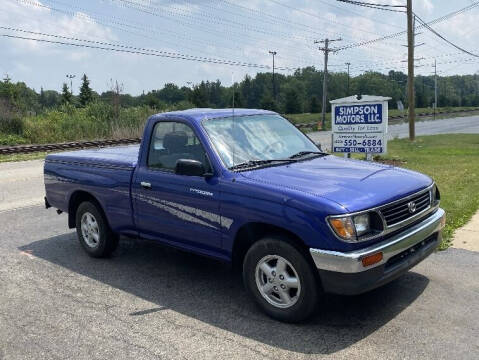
<box><xmin>132</xmin><ymin>120</ymin><xmax>222</xmax><ymax>251</ymax></box>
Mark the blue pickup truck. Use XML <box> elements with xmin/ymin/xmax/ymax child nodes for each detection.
<box><xmin>44</xmin><ymin>108</ymin><xmax>445</xmax><ymax>322</ymax></box>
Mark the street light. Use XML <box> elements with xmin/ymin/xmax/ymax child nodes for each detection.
<box><xmin>66</xmin><ymin>74</ymin><xmax>76</xmax><ymax>94</ymax></box>
<box><xmin>269</xmin><ymin>50</ymin><xmax>277</xmax><ymax>101</ymax></box>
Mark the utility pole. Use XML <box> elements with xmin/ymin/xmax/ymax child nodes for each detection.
<box><xmin>66</xmin><ymin>74</ymin><xmax>76</xmax><ymax>94</ymax></box>
<box><xmin>407</xmin><ymin>0</ymin><xmax>415</xmax><ymax>140</ymax></box>
<box><xmin>345</xmin><ymin>62</ymin><xmax>351</xmax><ymax>95</ymax></box>
<box><xmin>315</xmin><ymin>38</ymin><xmax>342</xmax><ymax>130</ymax></box>
<box><xmin>269</xmin><ymin>50</ymin><xmax>277</xmax><ymax>101</ymax></box>
<box><xmin>3</xmin><ymin>73</ymin><xmax>11</xmax><ymax>83</ymax></box>
<box><xmin>434</xmin><ymin>59</ymin><xmax>437</xmax><ymax>121</ymax></box>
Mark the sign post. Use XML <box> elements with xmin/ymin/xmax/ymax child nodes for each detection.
<box><xmin>330</xmin><ymin>95</ymin><xmax>391</xmax><ymax>159</ymax></box>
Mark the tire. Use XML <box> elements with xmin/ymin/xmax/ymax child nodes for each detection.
<box><xmin>75</xmin><ymin>201</ymin><xmax>119</xmax><ymax>258</ymax></box>
<box><xmin>243</xmin><ymin>236</ymin><xmax>320</xmax><ymax>323</ymax></box>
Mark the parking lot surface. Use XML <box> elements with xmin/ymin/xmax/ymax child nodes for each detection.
<box><xmin>1</xmin><ymin>204</ymin><xmax>478</xmax><ymax>359</ymax></box>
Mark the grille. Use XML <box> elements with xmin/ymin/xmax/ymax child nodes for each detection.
<box><xmin>380</xmin><ymin>190</ymin><xmax>431</xmax><ymax>226</ymax></box>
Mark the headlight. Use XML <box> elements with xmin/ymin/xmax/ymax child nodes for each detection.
<box><xmin>353</xmin><ymin>213</ymin><xmax>370</xmax><ymax>236</ymax></box>
<box><xmin>328</xmin><ymin>212</ymin><xmax>382</xmax><ymax>242</ymax></box>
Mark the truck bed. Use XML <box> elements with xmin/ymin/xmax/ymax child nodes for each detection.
<box><xmin>45</xmin><ymin>144</ymin><xmax>140</xmax><ymax>169</ymax></box>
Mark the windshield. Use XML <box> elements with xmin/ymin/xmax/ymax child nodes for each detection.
<box><xmin>203</xmin><ymin>114</ymin><xmax>319</xmax><ymax>168</ymax></box>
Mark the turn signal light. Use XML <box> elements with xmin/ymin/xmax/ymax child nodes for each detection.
<box><xmin>361</xmin><ymin>252</ymin><xmax>383</xmax><ymax>267</ymax></box>
<box><xmin>329</xmin><ymin>217</ymin><xmax>356</xmax><ymax>240</ymax></box>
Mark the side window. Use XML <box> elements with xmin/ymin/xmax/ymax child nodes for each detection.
<box><xmin>148</xmin><ymin>121</ymin><xmax>210</xmax><ymax>172</ymax></box>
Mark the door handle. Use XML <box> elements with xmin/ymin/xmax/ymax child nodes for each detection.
<box><xmin>140</xmin><ymin>181</ymin><xmax>152</xmax><ymax>189</ymax></box>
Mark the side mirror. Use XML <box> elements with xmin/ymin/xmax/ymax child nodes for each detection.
<box><xmin>175</xmin><ymin>159</ymin><xmax>207</xmax><ymax>177</ymax></box>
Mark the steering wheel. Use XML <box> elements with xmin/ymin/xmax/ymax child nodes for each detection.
<box><xmin>262</xmin><ymin>140</ymin><xmax>284</xmax><ymax>155</ymax></box>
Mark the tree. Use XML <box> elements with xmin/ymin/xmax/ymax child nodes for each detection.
<box><xmin>191</xmin><ymin>82</ymin><xmax>209</xmax><ymax>107</ymax></box>
<box><xmin>39</xmin><ymin>87</ymin><xmax>46</xmax><ymax>108</ymax></box>
<box><xmin>79</xmin><ymin>74</ymin><xmax>93</xmax><ymax>106</ymax></box>
<box><xmin>158</xmin><ymin>83</ymin><xmax>186</xmax><ymax>104</ymax></box>
<box><xmin>260</xmin><ymin>93</ymin><xmax>276</xmax><ymax>111</ymax></box>
<box><xmin>61</xmin><ymin>83</ymin><xmax>72</xmax><ymax>104</ymax></box>
<box><xmin>310</xmin><ymin>96</ymin><xmax>321</xmax><ymax>113</ymax></box>
<box><xmin>109</xmin><ymin>79</ymin><xmax>124</xmax><ymax>122</ymax></box>
<box><xmin>285</xmin><ymin>88</ymin><xmax>302</xmax><ymax>114</ymax></box>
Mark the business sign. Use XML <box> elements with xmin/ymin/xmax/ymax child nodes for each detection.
<box><xmin>331</xmin><ymin>96</ymin><xmax>390</xmax><ymax>154</ymax></box>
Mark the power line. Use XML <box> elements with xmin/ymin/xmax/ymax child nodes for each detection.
<box><xmin>336</xmin><ymin>0</ymin><xmax>407</xmax><ymax>13</ymax></box>
<box><xmin>414</xmin><ymin>14</ymin><xmax>479</xmax><ymax>58</ymax></box>
<box><xmin>337</xmin><ymin>0</ymin><xmax>406</xmax><ymax>7</ymax></box>
<box><xmin>107</xmin><ymin>0</ymin><xmax>408</xmax><ymax>65</ymax></box>
<box><xmin>33</xmin><ymin>0</ymin><xmax>407</xmax><ymax>66</ymax></box>
<box><xmin>264</xmin><ymin>0</ymin><xmax>400</xmax><ymax>38</ymax></box>
<box><xmin>110</xmin><ymin>0</ymin><xmax>325</xmax><ymax>45</ymax></box>
<box><xmin>16</xmin><ymin>0</ymin><xmax>315</xmax><ymax>66</ymax></box>
<box><xmin>337</xmin><ymin>1</ymin><xmax>479</xmax><ymax>51</ymax></box>
<box><xmin>0</xmin><ymin>32</ymin><xmax>297</xmax><ymax>70</ymax></box>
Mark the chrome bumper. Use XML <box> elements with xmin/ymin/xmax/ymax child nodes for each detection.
<box><xmin>310</xmin><ymin>208</ymin><xmax>446</xmax><ymax>274</ymax></box>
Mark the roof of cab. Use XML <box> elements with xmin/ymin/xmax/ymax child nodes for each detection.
<box><xmin>150</xmin><ymin>108</ymin><xmax>276</xmax><ymax>123</ymax></box>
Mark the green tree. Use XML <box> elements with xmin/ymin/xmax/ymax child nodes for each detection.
<box><xmin>191</xmin><ymin>81</ymin><xmax>209</xmax><ymax>107</ymax></box>
<box><xmin>158</xmin><ymin>83</ymin><xmax>186</xmax><ymax>103</ymax></box>
<box><xmin>310</xmin><ymin>96</ymin><xmax>321</xmax><ymax>113</ymax></box>
<box><xmin>39</xmin><ymin>87</ymin><xmax>46</xmax><ymax>108</ymax></box>
<box><xmin>61</xmin><ymin>83</ymin><xmax>72</xmax><ymax>104</ymax></box>
<box><xmin>260</xmin><ymin>93</ymin><xmax>277</xmax><ymax>111</ymax></box>
<box><xmin>79</xmin><ymin>74</ymin><xmax>93</xmax><ymax>106</ymax></box>
<box><xmin>285</xmin><ymin>88</ymin><xmax>302</xmax><ymax>114</ymax></box>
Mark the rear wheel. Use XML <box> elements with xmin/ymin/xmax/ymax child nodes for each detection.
<box><xmin>75</xmin><ymin>201</ymin><xmax>118</xmax><ymax>258</ymax></box>
<box><xmin>243</xmin><ymin>236</ymin><xmax>320</xmax><ymax>322</ymax></box>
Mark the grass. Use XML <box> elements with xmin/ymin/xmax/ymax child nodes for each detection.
<box><xmin>375</xmin><ymin>134</ymin><xmax>479</xmax><ymax>249</ymax></box>
<box><xmin>0</xmin><ymin>152</ymin><xmax>47</xmax><ymax>163</ymax></box>
<box><xmin>0</xmin><ymin>134</ymin><xmax>29</xmax><ymax>146</ymax></box>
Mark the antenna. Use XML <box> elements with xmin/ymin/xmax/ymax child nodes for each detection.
<box><xmin>232</xmin><ymin>72</ymin><xmax>236</xmax><ymax>167</ymax></box>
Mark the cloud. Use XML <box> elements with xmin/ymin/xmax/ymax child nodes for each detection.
<box><xmin>419</xmin><ymin>0</ymin><xmax>434</xmax><ymax>13</ymax></box>
<box><xmin>435</xmin><ymin>12</ymin><xmax>479</xmax><ymax>42</ymax></box>
<box><xmin>1</xmin><ymin>1</ymin><xmax>117</xmax><ymax>59</ymax></box>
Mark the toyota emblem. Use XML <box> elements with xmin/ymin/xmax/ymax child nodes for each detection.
<box><xmin>408</xmin><ymin>201</ymin><xmax>417</xmax><ymax>213</ymax></box>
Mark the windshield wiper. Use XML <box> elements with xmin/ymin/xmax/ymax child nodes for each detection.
<box><xmin>288</xmin><ymin>150</ymin><xmax>327</xmax><ymax>159</ymax></box>
<box><xmin>229</xmin><ymin>158</ymin><xmax>297</xmax><ymax>171</ymax></box>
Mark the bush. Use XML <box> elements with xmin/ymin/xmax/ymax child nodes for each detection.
<box><xmin>0</xmin><ymin>115</ymin><xmax>24</xmax><ymax>135</ymax></box>
<box><xmin>0</xmin><ymin>134</ymin><xmax>28</xmax><ymax>146</ymax></box>
<box><xmin>22</xmin><ymin>102</ymin><xmax>158</xmax><ymax>143</ymax></box>
<box><xmin>0</xmin><ymin>99</ymin><xmax>25</xmax><ymax>135</ymax></box>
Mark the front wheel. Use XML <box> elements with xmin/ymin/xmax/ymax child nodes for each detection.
<box><xmin>243</xmin><ymin>237</ymin><xmax>320</xmax><ymax>322</ymax></box>
<box><xmin>75</xmin><ymin>201</ymin><xmax>118</xmax><ymax>258</ymax></box>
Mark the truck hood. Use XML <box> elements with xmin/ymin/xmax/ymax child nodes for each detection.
<box><xmin>239</xmin><ymin>155</ymin><xmax>432</xmax><ymax>213</ymax></box>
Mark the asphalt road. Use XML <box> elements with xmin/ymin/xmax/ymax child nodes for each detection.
<box><xmin>1</xmin><ymin>115</ymin><xmax>479</xmax><ymax>359</ymax></box>
<box><xmin>309</xmin><ymin>115</ymin><xmax>479</xmax><ymax>151</ymax></box>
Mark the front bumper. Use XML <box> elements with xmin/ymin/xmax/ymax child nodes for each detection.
<box><xmin>310</xmin><ymin>208</ymin><xmax>446</xmax><ymax>295</ymax></box>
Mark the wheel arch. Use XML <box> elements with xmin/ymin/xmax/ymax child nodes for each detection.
<box><xmin>231</xmin><ymin>222</ymin><xmax>310</xmax><ymax>271</ymax></box>
<box><xmin>68</xmin><ymin>190</ymin><xmax>109</xmax><ymax>229</ymax></box>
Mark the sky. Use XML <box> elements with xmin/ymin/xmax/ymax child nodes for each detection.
<box><xmin>1</xmin><ymin>0</ymin><xmax>478</xmax><ymax>95</ymax></box>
